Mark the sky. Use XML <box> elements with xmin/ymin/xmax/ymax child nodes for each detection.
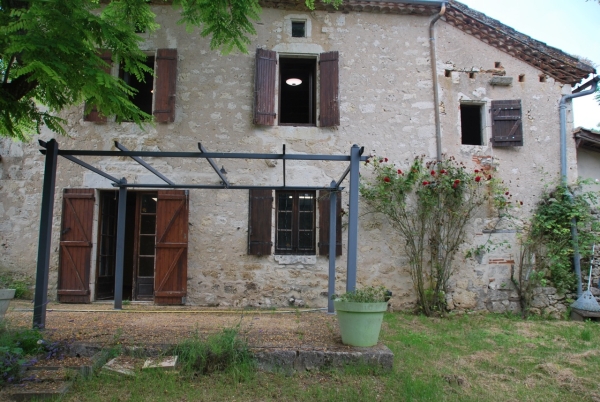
<box><xmin>457</xmin><ymin>0</ymin><xmax>600</xmax><ymax>129</ymax></box>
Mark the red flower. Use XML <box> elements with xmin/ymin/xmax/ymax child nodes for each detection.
<box><xmin>440</xmin><ymin>169</ymin><xmax>447</xmax><ymax>174</ymax></box>
<box><xmin>430</xmin><ymin>170</ymin><xmax>436</xmax><ymax>176</ymax></box>
<box><xmin>452</xmin><ymin>183</ymin><xmax>458</xmax><ymax>189</ymax></box>
<box><xmin>383</xmin><ymin>177</ymin><xmax>391</xmax><ymax>183</ymax></box>
<box><xmin>475</xmin><ymin>176</ymin><xmax>481</xmax><ymax>182</ymax></box>
<box><xmin>487</xmin><ymin>175</ymin><xmax>492</xmax><ymax>180</ymax></box>
<box><xmin>454</xmin><ymin>179</ymin><xmax>460</xmax><ymax>184</ymax></box>
<box><xmin>520</xmin><ymin>201</ymin><xmax>523</xmax><ymax>205</ymax></box>
<box><xmin>505</xmin><ymin>192</ymin><xmax>509</xmax><ymax>195</ymax></box>
<box><xmin>422</xmin><ymin>181</ymin><xmax>429</xmax><ymax>186</ymax></box>
<box><xmin>384</xmin><ymin>158</ymin><xmax>388</xmax><ymax>162</ymax></box>
<box><xmin>474</xmin><ymin>169</ymin><xmax>480</xmax><ymax>173</ymax></box>
<box><xmin>397</xmin><ymin>169</ymin><xmax>403</xmax><ymax>175</ymax></box>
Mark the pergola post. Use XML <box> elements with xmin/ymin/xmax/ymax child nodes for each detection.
<box><xmin>346</xmin><ymin>144</ymin><xmax>361</xmax><ymax>292</ymax></box>
<box><xmin>113</xmin><ymin>180</ymin><xmax>127</xmax><ymax>310</ymax></box>
<box><xmin>327</xmin><ymin>180</ymin><xmax>337</xmax><ymax>314</ymax></box>
<box><xmin>33</xmin><ymin>139</ymin><xmax>59</xmax><ymax>329</ymax></box>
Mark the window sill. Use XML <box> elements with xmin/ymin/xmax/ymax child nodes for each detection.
<box><xmin>274</xmin><ymin>255</ymin><xmax>316</xmax><ymax>265</ymax></box>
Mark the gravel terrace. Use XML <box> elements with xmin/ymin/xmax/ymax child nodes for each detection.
<box><xmin>4</xmin><ymin>300</ymin><xmax>350</xmax><ymax>352</ymax></box>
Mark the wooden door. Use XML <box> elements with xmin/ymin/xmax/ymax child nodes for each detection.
<box><xmin>58</xmin><ymin>189</ymin><xmax>95</xmax><ymax>303</ymax></box>
<box><xmin>154</xmin><ymin>190</ymin><xmax>188</xmax><ymax>305</ymax></box>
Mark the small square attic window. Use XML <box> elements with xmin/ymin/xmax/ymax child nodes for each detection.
<box><xmin>292</xmin><ymin>21</ymin><xmax>306</xmax><ymax>37</ymax></box>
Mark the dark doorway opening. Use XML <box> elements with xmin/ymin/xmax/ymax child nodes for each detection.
<box><xmin>279</xmin><ymin>57</ymin><xmax>316</xmax><ymax>125</ymax></box>
<box><xmin>96</xmin><ymin>191</ymin><xmax>157</xmax><ymax>301</ymax></box>
<box><xmin>460</xmin><ymin>104</ymin><xmax>484</xmax><ymax>145</ymax></box>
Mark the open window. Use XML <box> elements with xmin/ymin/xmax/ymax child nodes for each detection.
<box><xmin>120</xmin><ymin>56</ymin><xmax>155</xmax><ymax>117</ymax></box>
<box><xmin>279</xmin><ymin>57</ymin><xmax>316</xmax><ymax>126</ymax></box>
<box><xmin>460</xmin><ymin>103</ymin><xmax>485</xmax><ymax>146</ymax></box>
<box><xmin>85</xmin><ymin>49</ymin><xmax>177</xmax><ymax>123</ymax></box>
<box><xmin>253</xmin><ymin>49</ymin><xmax>339</xmax><ymax>127</ymax></box>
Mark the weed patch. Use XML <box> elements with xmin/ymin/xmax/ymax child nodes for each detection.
<box><xmin>169</xmin><ymin>327</ymin><xmax>254</xmax><ymax>380</ymax></box>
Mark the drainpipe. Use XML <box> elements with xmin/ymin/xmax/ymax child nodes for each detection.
<box><xmin>430</xmin><ymin>2</ymin><xmax>447</xmax><ymax>161</ymax></box>
<box><xmin>559</xmin><ymin>75</ymin><xmax>599</xmax><ymax>297</ymax></box>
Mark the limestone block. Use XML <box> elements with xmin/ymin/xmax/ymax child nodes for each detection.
<box><xmin>530</xmin><ymin>294</ymin><xmax>549</xmax><ymax>308</ymax></box>
<box><xmin>489</xmin><ymin>301</ymin><xmax>507</xmax><ymax>313</ymax></box>
<box><xmin>452</xmin><ymin>290</ymin><xmax>478</xmax><ymax>309</ymax></box>
<box><xmin>274</xmin><ymin>255</ymin><xmax>317</xmax><ymax>265</ymax></box>
<box><xmin>541</xmin><ymin>287</ymin><xmax>557</xmax><ymax>295</ymax></box>
<box><xmin>487</xmin><ymin>289</ymin><xmax>511</xmax><ymax>302</ymax></box>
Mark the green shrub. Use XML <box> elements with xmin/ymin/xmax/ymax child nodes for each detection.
<box><xmin>0</xmin><ymin>274</ymin><xmax>32</xmax><ymax>299</ymax></box>
<box><xmin>170</xmin><ymin>328</ymin><xmax>254</xmax><ymax>380</ymax></box>
<box><xmin>0</xmin><ymin>325</ymin><xmax>44</xmax><ymax>384</ymax></box>
<box><xmin>334</xmin><ymin>285</ymin><xmax>390</xmax><ymax>303</ymax></box>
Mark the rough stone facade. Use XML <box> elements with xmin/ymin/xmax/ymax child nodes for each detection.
<box><xmin>0</xmin><ymin>3</ymin><xmax>593</xmax><ymax>312</ymax></box>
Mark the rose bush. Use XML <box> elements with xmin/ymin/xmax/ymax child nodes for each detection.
<box><xmin>360</xmin><ymin>155</ymin><xmax>506</xmax><ymax>315</ymax></box>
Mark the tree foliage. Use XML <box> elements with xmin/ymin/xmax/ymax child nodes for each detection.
<box><xmin>0</xmin><ymin>0</ymin><xmax>341</xmax><ymax>141</ymax></box>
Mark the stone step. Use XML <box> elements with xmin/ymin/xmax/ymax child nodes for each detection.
<box><xmin>253</xmin><ymin>344</ymin><xmax>394</xmax><ymax>374</ymax></box>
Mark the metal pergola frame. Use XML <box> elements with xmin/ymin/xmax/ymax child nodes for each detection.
<box><xmin>33</xmin><ymin>139</ymin><xmax>366</xmax><ymax>328</ymax></box>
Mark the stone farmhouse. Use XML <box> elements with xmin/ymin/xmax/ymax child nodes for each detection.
<box><xmin>0</xmin><ymin>0</ymin><xmax>596</xmax><ymax>315</ymax></box>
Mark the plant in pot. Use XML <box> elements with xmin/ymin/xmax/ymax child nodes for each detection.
<box><xmin>333</xmin><ymin>286</ymin><xmax>391</xmax><ymax>347</ymax></box>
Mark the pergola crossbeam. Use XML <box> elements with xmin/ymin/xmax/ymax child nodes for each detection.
<box><xmin>115</xmin><ymin>141</ymin><xmax>175</xmax><ymax>185</ymax></box>
<box><xmin>198</xmin><ymin>143</ymin><xmax>230</xmax><ymax>188</ymax></box>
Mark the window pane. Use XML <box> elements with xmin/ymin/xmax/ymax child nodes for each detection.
<box><xmin>299</xmin><ymin>211</ymin><xmax>313</xmax><ymax>230</ymax></box>
<box><xmin>138</xmin><ymin>257</ymin><xmax>154</xmax><ymax>277</ymax></box>
<box><xmin>140</xmin><ymin>215</ymin><xmax>156</xmax><ymax>234</ymax></box>
<box><xmin>298</xmin><ymin>194</ymin><xmax>314</xmax><ymax>211</ymax></box>
<box><xmin>139</xmin><ymin>235</ymin><xmax>155</xmax><ymax>256</ymax></box>
<box><xmin>277</xmin><ymin>231</ymin><xmax>292</xmax><ymax>250</ymax></box>
<box><xmin>278</xmin><ymin>193</ymin><xmax>293</xmax><ymax>211</ymax></box>
<box><xmin>278</xmin><ymin>211</ymin><xmax>292</xmax><ymax>230</ymax></box>
<box><xmin>141</xmin><ymin>194</ymin><xmax>157</xmax><ymax>214</ymax></box>
<box><xmin>292</xmin><ymin>21</ymin><xmax>305</xmax><ymax>38</ymax></box>
<box><xmin>298</xmin><ymin>231</ymin><xmax>313</xmax><ymax>250</ymax></box>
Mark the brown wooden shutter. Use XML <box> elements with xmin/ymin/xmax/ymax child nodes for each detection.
<box><xmin>153</xmin><ymin>48</ymin><xmax>177</xmax><ymax>123</ymax></box>
<box><xmin>154</xmin><ymin>190</ymin><xmax>188</xmax><ymax>305</ymax></box>
<box><xmin>254</xmin><ymin>49</ymin><xmax>277</xmax><ymax>126</ymax></box>
<box><xmin>491</xmin><ymin>100</ymin><xmax>523</xmax><ymax>146</ymax></box>
<box><xmin>57</xmin><ymin>189</ymin><xmax>95</xmax><ymax>303</ymax></box>
<box><xmin>84</xmin><ymin>51</ymin><xmax>112</xmax><ymax>123</ymax></box>
<box><xmin>248</xmin><ymin>189</ymin><xmax>273</xmax><ymax>255</ymax></box>
<box><xmin>318</xmin><ymin>190</ymin><xmax>342</xmax><ymax>256</ymax></box>
<box><xmin>319</xmin><ymin>51</ymin><xmax>340</xmax><ymax>127</ymax></box>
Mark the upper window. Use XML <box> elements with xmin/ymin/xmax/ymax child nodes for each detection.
<box><xmin>460</xmin><ymin>103</ymin><xmax>484</xmax><ymax>145</ymax></box>
<box><xmin>120</xmin><ymin>56</ymin><xmax>155</xmax><ymax>117</ymax></box>
<box><xmin>279</xmin><ymin>57</ymin><xmax>316</xmax><ymax>125</ymax></box>
<box><xmin>253</xmin><ymin>49</ymin><xmax>339</xmax><ymax>127</ymax></box>
<box><xmin>291</xmin><ymin>21</ymin><xmax>306</xmax><ymax>37</ymax></box>
<box><xmin>85</xmin><ymin>49</ymin><xmax>177</xmax><ymax>124</ymax></box>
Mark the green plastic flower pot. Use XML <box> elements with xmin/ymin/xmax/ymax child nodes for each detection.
<box><xmin>334</xmin><ymin>300</ymin><xmax>388</xmax><ymax>347</ymax></box>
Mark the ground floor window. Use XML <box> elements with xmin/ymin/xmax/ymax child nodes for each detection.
<box><xmin>275</xmin><ymin>191</ymin><xmax>316</xmax><ymax>254</ymax></box>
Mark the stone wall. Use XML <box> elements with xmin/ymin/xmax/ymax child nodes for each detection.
<box><xmin>0</xmin><ymin>5</ymin><xmax>577</xmax><ymax>312</ymax></box>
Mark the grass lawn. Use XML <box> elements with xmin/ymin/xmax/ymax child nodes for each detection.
<box><xmin>60</xmin><ymin>312</ymin><xmax>600</xmax><ymax>402</ymax></box>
